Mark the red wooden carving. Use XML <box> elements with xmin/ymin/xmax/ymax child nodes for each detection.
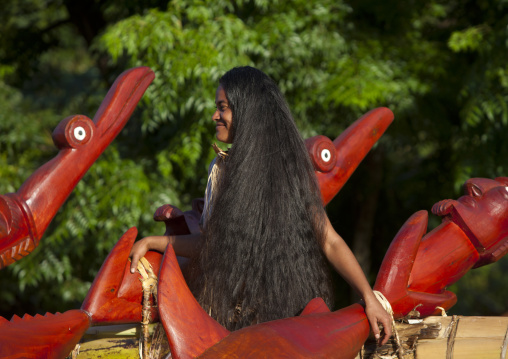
<box><xmin>158</xmin><ymin>244</ymin><xmax>231</xmax><ymax>359</ymax></box>
<box><xmin>81</xmin><ymin>227</ymin><xmax>163</xmax><ymax>324</ymax></box>
<box><xmin>0</xmin><ymin>66</ymin><xmax>155</xmax><ymax>269</ymax></box>
<box><xmin>374</xmin><ymin>176</ymin><xmax>508</xmax><ymax>318</ymax></box>
<box><xmin>158</xmin><ymin>242</ymin><xmax>370</xmax><ymax>359</ymax></box>
<box><xmin>0</xmin><ymin>310</ymin><xmax>90</xmax><ymax>359</ymax></box>
<box><xmin>305</xmin><ymin>107</ymin><xmax>394</xmax><ymax>205</ymax></box>
<box><xmin>1</xmin><ymin>95</ymin><xmax>507</xmax><ymax>359</ymax></box>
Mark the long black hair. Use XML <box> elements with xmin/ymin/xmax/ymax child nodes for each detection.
<box><xmin>195</xmin><ymin>66</ymin><xmax>335</xmax><ymax>330</ymax></box>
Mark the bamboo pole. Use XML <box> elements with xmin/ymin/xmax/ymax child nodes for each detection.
<box><xmin>137</xmin><ymin>257</ymin><xmax>158</xmax><ymax>359</ymax></box>
<box><xmin>71</xmin><ymin>256</ymin><xmax>169</xmax><ymax>359</ymax></box>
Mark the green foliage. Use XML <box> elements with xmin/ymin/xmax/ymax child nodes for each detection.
<box><xmin>448</xmin><ymin>26</ymin><xmax>486</xmax><ymax>53</ymax></box>
<box><xmin>449</xmin><ymin>256</ymin><xmax>508</xmax><ymax>316</ymax></box>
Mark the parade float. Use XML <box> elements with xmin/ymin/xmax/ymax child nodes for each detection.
<box><xmin>0</xmin><ymin>67</ymin><xmax>507</xmax><ymax>359</ymax></box>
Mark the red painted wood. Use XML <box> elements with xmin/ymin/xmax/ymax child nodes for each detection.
<box><xmin>375</xmin><ymin>177</ymin><xmax>508</xmax><ymax>318</ymax></box>
<box><xmin>0</xmin><ymin>67</ymin><xmax>155</xmax><ymax>269</ymax></box>
<box><xmin>374</xmin><ymin>211</ymin><xmax>461</xmax><ymax>318</ymax></box>
<box><xmin>373</xmin><ymin>211</ymin><xmax>456</xmax><ymax>318</ymax></box>
<box><xmin>81</xmin><ymin>227</ymin><xmax>162</xmax><ymax>324</ymax></box>
<box><xmin>299</xmin><ymin>297</ymin><xmax>330</xmax><ymax>316</ymax></box>
<box><xmin>158</xmin><ymin>244</ymin><xmax>230</xmax><ymax>359</ymax></box>
<box><xmin>198</xmin><ymin>304</ymin><xmax>369</xmax><ymax>359</ymax></box>
<box><xmin>311</xmin><ymin>107</ymin><xmax>394</xmax><ymax>205</ymax></box>
<box><xmin>432</xmin><ymin>177</ymin><xmax>508</xmax><ymax>267</ymax></box>
<box><xmin>409</xmin><ymin>222</ymin><xmax>479</xmax><ymax>294</ymax></box>
<box><xmin>0</xmin><ymin>309</ymin><xmax>90</xmax><ymax>359</ymax></box>
<box><xmin>158</xmin><ymin>242</ymin><xmax>368</xmax><ymax>359</ymax></box>
<box><xmin>5</xmin><ymin>91</ymin><xmax>508</xmax><ymax>357</ymax></box>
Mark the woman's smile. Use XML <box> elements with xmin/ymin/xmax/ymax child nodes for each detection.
<box><xmin>212</xmin><ymin>85</ymin><xmax>233</xmax><ymax>144</ymax></box>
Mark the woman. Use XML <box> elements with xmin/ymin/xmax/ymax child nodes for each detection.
<box><xmin>130</xmin><ymin>66</ymin><xmax>392</xmax><ymax>344</ymax></box>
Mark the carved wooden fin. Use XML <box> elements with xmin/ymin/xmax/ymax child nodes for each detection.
<box><xmin>374</xmin><ymin>210</ymin><xmax>428</xmax><ymax>317</ymax></box>
<box><xmin>81</xmin><ymin>227</ymin><xmax>160</xmax><ymax>324</ymax></box>
<box><xmin>300</xmin><ymin>297</ymin><xmax>331</xmax><ymax>316</ymax></box>
<box><xmin>158</xmin><ymin>244</ymin><xmax>230</xmax><ymax>359</ymax></box>
<box><xmin>0</xmin><ymin>309</ymin><xmax>90</xmax><ymax>359</ymax></box>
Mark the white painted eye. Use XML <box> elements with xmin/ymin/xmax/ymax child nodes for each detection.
<box><xmin>321</xmin><ymin>149</ymin><xmax>331</xmax><ymax>162</ymax></box>
<box><xmin>74</xmin><ymin>126</ymin><xmax>86</xmax><ymax>141</ymax></box>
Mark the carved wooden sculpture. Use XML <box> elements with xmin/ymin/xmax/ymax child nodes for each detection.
<box><xmin>0</xmin><ymin>106</ymin><xmax>393</xmax><ymax>358</ymax></box>
<box><xmin>155</xmin><ymin>176</ymin><xmax>508</xmax><ymax>359</ymax></box>
<box><xmin>375</xmin><ymin>177</ymin><xmax>508</xmax><ymax>318</ymax></box>
<box><xmin>0</xmin><ymin>67</ymin><xmax>154</xmax><ymax>359</ymax></box>
<box><xmin>1</xmin><ymin>90</ymin><xmax>507</xmax><ymax>358</ymax></box>
<box><xmin>0</xmin><ymin>66</ymin><xmax>155</xmax><ymax>269</ymax></box>
<box><xmin>305</xmin><ymin>107</ymin><xmax>393</xmax><ymax>205</ymax></box>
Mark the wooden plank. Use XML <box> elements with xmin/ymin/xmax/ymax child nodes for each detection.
<box><xmin>417</xmin><ymin>338</ymin><xmax>505</xmax><ymax>358</ymax></box>
<box><xmin>455</xmin><ymin>317</ymin><xmax>508</xmax><ymax>338</ymax></box>
<box><xmin>423</xmin><ymin>316</ymin><xmax>508</xmax><ymax>338</ymax></box>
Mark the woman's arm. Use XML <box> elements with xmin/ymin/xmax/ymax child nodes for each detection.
<box><xmin>321</xmin><ymin>215</ymin><xmax>392</xmax><ymax>345</ymax></box>
<box><xmin>129</xmin><ymin>232</ymin><xmax>202</xmax><ymax>273</ymax></box>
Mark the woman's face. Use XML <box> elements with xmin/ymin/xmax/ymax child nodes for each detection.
<box><xmin>212</xmin><ymin>85</ymin><xmax>233</xmax><ymax>144</ymax></box>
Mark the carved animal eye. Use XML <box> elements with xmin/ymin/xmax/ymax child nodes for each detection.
<box><xmin>304</xmin><ymin>135</ymin><xmax>337</xmax><ymax>173</ymax></box>
<box><xmin>321</xmin><ymin>149</ymin><xmax>331</xmax><ymax>163</ymax></box>
<box><xmin>74</xmin><ymin>126</ymin><xmax>87</xmax><ymax>141</ymax></box>
<box><xmin>52</xmin><ymin>115</ymin><xmax>95</xmax><ymax>149</ymax></box>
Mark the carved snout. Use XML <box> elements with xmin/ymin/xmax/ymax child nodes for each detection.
<box><xmin>313</xmin><ymin>107</ymin><xmax>394</xmax><ymax>205</ymax></box>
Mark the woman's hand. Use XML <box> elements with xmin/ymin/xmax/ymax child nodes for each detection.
<box><xmin>129</xmin><ymin>233</ymin><xmax>202</xmax><ymax>273</ymax></box>
<box><xmin>363</xmin><ymin>295</ymin><xmax>392</xmax><ymax>346</ymax></box>
<box><xmin>321</xmin><ymin>216</ymin><xmax>393</xmax><ymax>345</ymax></box>
<box><xmin>129</xmin><ymin>236</ymin><xmax>170</xmax><ymax>273</ymax></box>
